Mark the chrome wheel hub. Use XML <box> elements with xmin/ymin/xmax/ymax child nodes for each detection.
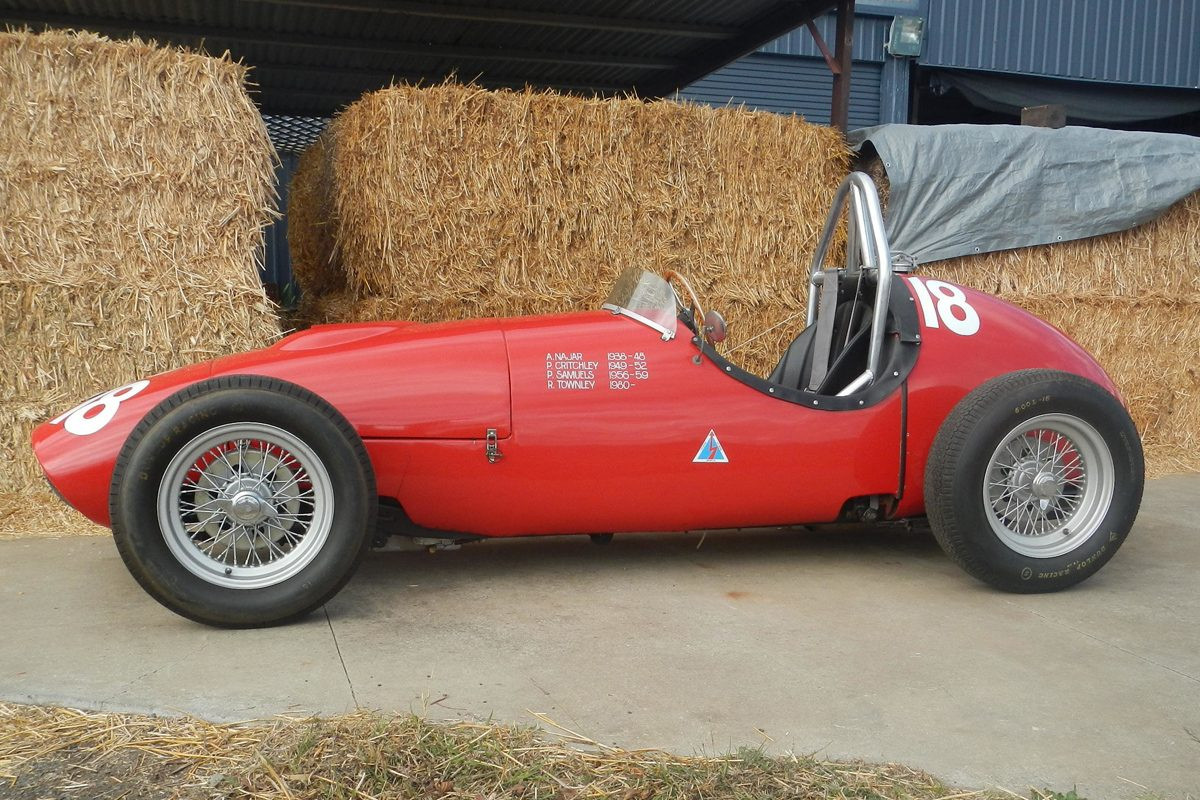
<box><xmin>1031</xmin><ymin>471</ymin><xmax>1062</xmax><ymax>501</ymax></box>
<box><xmin>983</xmin><ymin>413</ymin><xmax>1114</xmax><ymax>559</ymax></box>
<box><xmin>1008</xmin><ymin>460</ymin><xmax>1065</xmax><ymax>506</ymax></box>
<box><xmin>227</xmin><ymin>488</ymin><xmax>270</xmax><ymax>525</ymax></box>
<box><xmin>1010</xmin><ymin>460</ymin><xmax>1038</xmax><ymax>500</ymax></box>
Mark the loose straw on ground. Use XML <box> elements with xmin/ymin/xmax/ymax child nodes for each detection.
<box><xmin>1</xmin><ymin>701</ymin><xmax>1009</xmax><ymax>800</ymax></box>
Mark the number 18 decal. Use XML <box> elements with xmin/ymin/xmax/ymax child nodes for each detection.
<box><xmin>51</xmin><ymin>380</ymin><xmax>150</xmax><ymax>436</ymax></box>
<box><xmin>907</xmin><ymin>277</ymin><xmax>980</xmax><ymax>336</ymax></box>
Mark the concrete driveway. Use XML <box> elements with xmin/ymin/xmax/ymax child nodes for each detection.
<box><xmin>1</xmin><ymin>475</ymin><xmax>1197</xmax><ymax>799</ymax></box>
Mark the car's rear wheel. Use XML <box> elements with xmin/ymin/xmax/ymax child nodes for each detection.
<box><xmin>925</xmin><ymin>369</ymin><xmax>1143</xmax><ymax>592</ymax></box>
<box><xmin>110</xmin><ymin>375</ymin><xmax>376</xmax><ymax>627</ymax></box>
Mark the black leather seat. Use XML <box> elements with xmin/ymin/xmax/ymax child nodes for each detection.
<box><xmin>768</xmin><ymin>300</ymin><xmax>871</xmax><ymax>393</ymax></box>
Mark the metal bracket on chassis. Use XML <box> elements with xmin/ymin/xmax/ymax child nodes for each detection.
<box><xmin>837</xmin><ymin>494</ymin><xmax>899</xmax><ymax>524</ymax></box>
<box><xmin>375</xmin><ymin>499</ymin><xmax>483</xmax><ymax>551</ymax></box>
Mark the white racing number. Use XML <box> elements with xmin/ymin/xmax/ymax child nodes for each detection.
<box><xmin>51</xmin><ymin>380</ymin><xmax>150</xmax><ymax>436</ymax></box>
<box><xmin>908</xmin><ymin>277</ymin><xmax>980</xmax><ymax>336</ymax></box>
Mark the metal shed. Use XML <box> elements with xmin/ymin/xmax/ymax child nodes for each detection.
<box><xmin>679</xmin><ymin>0</ymin><xmax>1200</xmax><ymax>129</ymax></box>
<box><xmin>921</xmin><ymin>0</ymin><xmax>1200</xmax><ymax>90</ymax></box>
<box><xmin>681</xmin><ymin>5</ymin><xmax>907</xmax><ymax>127</ymax></box>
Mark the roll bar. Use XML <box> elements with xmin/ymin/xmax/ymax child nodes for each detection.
<box><xmin>805</xmin><ymin>172</ymin><xmax>893</xmax><ymax>396</ymax></box>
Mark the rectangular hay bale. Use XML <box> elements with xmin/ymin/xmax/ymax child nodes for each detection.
<box><xmin>925</xmin><ymin>193</ymin><xmax>1200</xmax><ymax>299</ymax></box>
<box><xmin>0</xmin><ymin>29</ymin><xmax>281</xmax><ymax>533</ymax></box>
<box><xmin>288</xmin><ymin>83</ymin><xmax>851</xmax><ymax>377</ymax></box>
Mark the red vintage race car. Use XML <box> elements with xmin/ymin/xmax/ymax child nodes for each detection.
<box><xmin>31</xmin><ymin>174</ymin><xmax>1144</xmax><ymax>627</ymax></box>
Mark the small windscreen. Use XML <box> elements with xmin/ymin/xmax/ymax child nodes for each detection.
<box><xmin>602</xmin><ymin>268</ymin><xmax>678</xmax><ymax>338</ymax></box>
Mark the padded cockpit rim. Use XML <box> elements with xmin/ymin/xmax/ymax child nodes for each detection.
<box><xmin>695</xmin><ymin>279</ymin><xmax>921</xmax><ymax>411</ymax></box>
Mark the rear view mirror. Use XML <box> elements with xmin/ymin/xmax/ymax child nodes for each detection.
<box><xmin>703</xmin><ymin>310</ymin><xmax>727</xmax><ymax>344</ymax></box>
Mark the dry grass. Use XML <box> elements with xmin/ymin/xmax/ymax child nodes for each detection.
<box><xmin>289</xmin><ymin>82</ymin><xmax>850</xmax><ymax>377</ymax></box>
<box><xmin>0</xmin><ymin>702</ymin><xmax>1033</xmax><ymax>800</ymax></box>
<box><xmin>0</xmin><ymin>29</ymin><xmax>281</xmax><ymax>502</ymax></box>
<box><xmin>0</xmin><ymin>491</ymin><xmax>107</xmax><ymax>539</ymax></box>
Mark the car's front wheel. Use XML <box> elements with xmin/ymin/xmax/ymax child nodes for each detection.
<box><xmin>925</xmin><ymin>369</ymin><xmax>1143</xmax><ymax>592</ymax></box>
<box><xmin>110</xmin><ymin>375</ymin><xmax>376</xmax><ymax>627</ymax></box>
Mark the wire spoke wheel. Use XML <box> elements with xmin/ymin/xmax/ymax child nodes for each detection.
<box><xmin>157</xmin><ymin>422</ymin><xmax>334</xmax><ymax>589</ymax></box>
<box><xmin>983</xmin><ymin>413</ymin><xmax>1113</xmax><ymax>558</ymax></box>
<box><xmin>925</xmin><ymin>370</ymin><xmax>1142</xmax><ymax>593</ymax></box>
<box><xmin>113</xmin><ymin>376</ymin><xmax>375</xmax><ymax>627</ymax></box>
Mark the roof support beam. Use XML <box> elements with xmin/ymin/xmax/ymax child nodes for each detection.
<box><xmin>0</xmin><ymin>11</ymin><xmax>679</xmax><ymax>70</ymax></box>
<box><xmin>804</xmin><ymin>20</ymin><xmax>841</xmax><ymax>75</ymax></box>
<box><xmin>829</xmin><ymin>0</ymin><xmax>855</xmax><ymax>132</ymax></box>
<box><xmin>248</xmin><ymin>0</ymin><xmax>737</xmax><ymax>39</ymax></box>
<box><xmin>640</xmin><ymin>0</ymin><xmax>838</xmax><ymax>98</ymax></box>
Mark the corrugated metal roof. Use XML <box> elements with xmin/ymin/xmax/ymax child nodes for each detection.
<box><xmin>0</xmin><ymin>0</ymin><xmax>846</xmax><ymax>114</ymax></box>
<box><xmin>921</xmin><ymin>0</ymin><xmax>1200</xmax><ymax>89</ymax></box>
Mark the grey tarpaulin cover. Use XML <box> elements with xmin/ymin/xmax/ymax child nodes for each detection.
<box><xmin>848</xmin><ymin>124</ymin><xmax>1200</xmax><ymax>264</ymax></box>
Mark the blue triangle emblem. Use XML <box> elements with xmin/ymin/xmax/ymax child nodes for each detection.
<box><xmin>692</xmin><ymin>430</ymin><xmax>729</xmax><ymax>463</ymax></box>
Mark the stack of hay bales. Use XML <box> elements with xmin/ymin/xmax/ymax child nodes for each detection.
<box><xmin>0</xmin><ymin>30</ymin><xmax>280</xmax><ymax>534</ymax></box>
<box><xmin>287</xmin><ymin>133</ymin><xmax>341</xmax><ymax>299</ymax></box>
<box><xmin>288</xmin><ymin>83</ymin><xmax>851</xmax><ymax>377</ymax></box>
<box><xmin>924</xmin><ymin>195</ymin><xmax>1200</xmax><ymax>476</ymax></box>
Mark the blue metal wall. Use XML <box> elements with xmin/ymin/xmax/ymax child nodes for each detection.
<box><xmin>680</xmin><ymin>54</ymin><xmax>884</xmax><ymax>127</ymax></box>
<box><xmin>682</xmin><ymin>0</ymin><xmax>1200</xmax><ymax>127</ymax></box>
<box><xmin>921</xmin><ymin>0</ymin><xmax>1200</xmax><ymax>89</ymax></box>
<box><xmin>680</xmin><ymin>11</ymin><xmax>909</xmax><ymax>127</ymax></box>
<box><xmin>261</xmin><ymin>151</ymin><xmax>299</xmax><ymax>299</ymax></box>
<box><xmin>758</xmin><ymin>12</ymin><xmax>892</xmax><ymax>60</ymax></box>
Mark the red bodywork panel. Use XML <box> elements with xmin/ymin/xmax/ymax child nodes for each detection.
<box><xmin>33</xmin><ymin>321</ymin><xmax>511</xmax><ymax>525</ymax></box>
<box><xmin>32</xmin><ymin>279</ymin><xmax>1120</xmax><ymax>535</ymax></box>
<box><xmin>893</xmin><ymin>279</ymin><xmax>1117</xmax><ymax>518</ymax></box>
<box><xmin>378</xmin><ymin>312</ymin><xmax>902</xmax><ymax>535</ymax></box>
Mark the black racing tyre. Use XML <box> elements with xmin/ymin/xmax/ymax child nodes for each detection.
<box><xmin>109</xmin><ymin>375</ymin><xmax>377</xmax><ymax>627</ymax></box>
<box><xmin>925</xmin><ymin>369</ymin><xmax>1143</xmax><ymax>593</ymax></box>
